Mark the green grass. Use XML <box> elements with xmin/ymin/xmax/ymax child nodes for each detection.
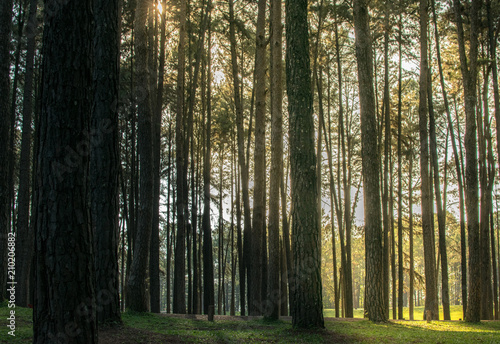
<box><xmin>324</xmin><ymin>305</ymin><xmax>465</xmax><ymax>320</ymax></box>
<box><xmin>122</xmin><ymin>312</ymin><xmax>325</xmax><ymax>343</ymax></box>
<box><xmin>0</xmin><ymin>302</ymin><xmax>33</xmax><ymax>343</ymax></box>
<box><xmin>2</xmin><ymin>302</ymin><xmax>500</xmax><ymax>343</ymax></box>
<box><xmin>327</xmin><ymin>319</ymin><xmax>500</xmax><ymax>343</ymax></box>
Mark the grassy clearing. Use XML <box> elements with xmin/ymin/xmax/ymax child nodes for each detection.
<box><xmin>324</xmin><ymin>305</ymin><xmax>465</xmax><ymax>320</ymax></box>
<box><xmin>2</xmin><ymin>302</ymin><xmax>500</xmax><ymax>343</ymax></box>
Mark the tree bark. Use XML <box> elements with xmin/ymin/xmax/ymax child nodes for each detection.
<box><xmin>126</xmin><ymin>0</ymin><xmax>154</xmax><ymax>313</ymax></box>
<box><xmin>174</xmin><ymin>0</ymin><xmax>188</xmax><ymax>314</ymax></box>
<box><xmin>92</xmin><ymin>0</ymin><xmax>122</xmax><ymax>323</ymax></box>
<box><xmin>286</xmin><ymin>0</ymin><xmax>324</xmax><ymax>328</ymax></box>
<box><xmin>150</xmin><ymin>0</ymin><xmax>167</xmax><ymax>314</ymax></box>
<box><xmin>229</xmin><ymin>0</ymin><xmax>250</xmax><ymax>316</ymax></box>
<box><xmin>427</xmin><ymin>43</ymin><xmax>450</xmax><ymax>319</ymax></box>
<box><xmin>0</xmin><ymin>0</ymin><xmax>13</xmax><ymax>303</ymax></box>
<box><xmin>266</xmin><ymin>0</ymin><xmax>283</xmax><ymax>320</ymax></box>
<box><xmin>249</xmin><ymin>0</ymin><xmax>267</xmax><ymax>316</ymax></box>
<box><xmin>419</xmin><ymin>0</ymin><xmax>439</xmax><ymax>320</ymax></box>
<box><xmin>15</xmin><ymin>0</ymin><xmax>38</xmax><ymax>307</ymax></box>
<box><xmin>453</xmin><ymin>0</ymin><xmax>481</xmax><ymax>323</ymax></box>
<box><xmin>353</xmin><ymin>0</ymin><xmax>386</xmax><ymax>322</ymax></box>
<box><xmin>397</xmin><ymin>10</ymin><xmax>404</xmax><ymax>319</ymax></box>
<box><xmin>34</xmin><ymin>0</ymin><xmax>97</xmax><ymax>341</ymax></box>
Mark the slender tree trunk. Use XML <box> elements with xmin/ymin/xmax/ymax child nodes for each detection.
<box><xmin>166</xmin><ymin>120</ymin><xmax>173</xmax><ymax>313</ymax></box>
<box><xmin>229</xmin><ymin>0</ymin><xmax>250</xmax><ymax>316</ymax></box>
<box><xmin>479</xmin><ymin>68</ymin><xmax>493</xmax><ymax>320</ymax></box>
<box><xmin>433</xmin><ymin>0</ymin><xmax>467</xmax><ymax>318</ymax></box>
<box><xmin>453</xmin><ymin>0</ymin><xmax>481</xmax><ymax>323</ymax></box>
<box><xmin>174</xmin><ymin>0</ymin><xmax>188</xmax><ymax>314</ymax></box>
<box><xmin>202</xmin><ymin>16</ymin><xmax>215</xmax><ymax>314</ymax></box>
<box><xmin>419</xmin><ymin>0</ymin><xmax>439</xmax><ymax>320</ymax></box>
<box><xmin>150</xmin><ymin>0</ymin><xmax>167</xmax><ymax>314</ymax></box>
<box><xmin>486</xmin><ymin>0</ymin><xmax>499</xmax><ymax>321</ymax></box>
<box><xmin>0</xmin><ymin>0</ymin><xmax>13</xmax><ymax>302</ymax></box>
<box><xmin>15</xmin><ymin>0</ymin><xmax>38</xmax><ymax>307</ymax></box>
<box><xmin>266</xmin><ymin>0</ymin><xmax>283</xmax><ymax>319</ymax></box>
<box><xmin>249</xmin><ymin>0</ymin><xmax>267</xmax><ymax>316</ymax></box>
<box><xmin>34</xmin><ymin>0</ymin><xmax>97</xmax><ymax>340</ymax></box>
<box><xmin>382</xmin><ymin>3</ymin><xmax>391</xmax><ymax>315</ymax></box>
<box><xmin>353</xmin><ymin>0</ymin><xmax>386</xmax><ymax>322</ymax></box>
<box><xmin>397</xmin><ymin>10</ymin><xmax>404</xmax><ymax>319</ymax></box>
<box><xmin>127</xmin><ymin>0</ymin><xmax>154</xmax><ymax>312</ymax></box>
<box><xmin>409</xmin><ymin>152</ymin><xmax>414</xmax><ymax>321</ymax></box>
<box><xmin>428</xmin><ymin>51</ymin><xmax>450</xmax><ymax>320</ymax></box>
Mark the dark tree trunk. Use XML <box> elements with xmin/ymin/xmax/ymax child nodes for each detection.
<box><xmin>249</xmin><ymin>0</ymin><xmax>266</xmax><ymax>316</ymax></box>
<box><xmin>486</xmin><ymin>0</ymin><xmax>499</xmax><ymax>321</ymax></box>
<box><xmin>397</xmin><ymin>10</ymin><xmax>404</xmax><ymax>320</ymax></box>
<box><xmin>229</xmin><ymin>0</ymin><xmax>250</xmax><ymax>316</ymax></box>
<box><xmin>382</xmin><ymin>3</ymin><xmax>391</xmax><ymax>315</ymax></box>
<box><xmin>479</xmin><ymin>70</ymin><xmax>493</xmax><ymax>320</ymax></box>
<box><xmin>150</xmin><ymin>0</ymin><xmax>167</xmax><ymax>315</ymax></box>
<box><xmin>266</xmin><ymin>0</ymin><xmax>283</xmax><ymax>320</ymax></box>
<box><xmin>427</xmin><ymin>48</ymin><xmax>450</xmax><ymax>320</ymax></box>
<box><xmin>419</xmin><ymin>0</ymin><xmax>439</xmax><ymax>320</ymax></box>
<box><xmin>0</xmin><ymin>0</ymin><xmax>13</xmax><ymax>303</ymax></box>
<box><xmin>286</xmin><ymin>0</ymin><xmax>324</xmax><ymax>328</ymax></box>
<box><xmin>92</xmin><ymin>0</ymin><xmax>122</xmax><ymax>323</ymax></box>
<box><xmin>166</xmin><ymin>120</ymin><xmax>173</xmax><ymax>313</ymax></box>
<box><xmin>202</xmin><ymin>15</ymin><xmax>215</xmax><ymax>315</ymax></box>
<box><xmin>409</xmin><ymin>153</ymin><xmax>415</xmax><ymax>320</ymax></box>
<box><xmin>126</xmin><ymin>0</ymin><xmax>154</xmax><ymax>313</ymax></box>
<box><xmin>34</xmin><ymin>0</ymin><xmax>97</xmax><ymax>341</ymax></box>
<box><xmin>453</xmin><ymin>0</ymin><xmax>481</xmax><ymax>323</ymax></box>
<box><xmin>353</xmin><ymin>0</ymin><xmax>386</xmax><ymax>322</ymax></box>
<box><xmin>15</xmin><ymin>0</ymin><xmax>38</xmax><ymax>308</ymax></box>
<box><xmin>174</xmin><ymin>0</ymin><xmax>188</xmax><ymax>315</ymax></box>
<box><xmin>432</xmin><ymin>0</ymin><xmax>467</xmax><ymax>319</ymax></box>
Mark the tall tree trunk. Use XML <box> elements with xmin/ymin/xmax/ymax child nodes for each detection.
<box><xmin>0</xmin><ymin>0</ymin><xmax>13</xmax><ymax>303</ymax></box>
<box><xmin>353</xmin><ymin>0</ymin><xmax>386</xmax><ymax>322</ymax></box>
<box><xmin>433</xmin><ymin>0</ymin><xmax>467</xmax><ymax>318</ymax></box>
<box><xmin>453</xmin><ymin>0</ymin><xmax>481</xmax><ymax>323</ymax></box>
<box><xmin>166</xmin><ymin>120</ymin><xmax>173</xmax><ymax>313</ymax></box>
<box><xmin>286</xmin><ymin>0</ymin><xmax>324</xmax><ymax>328</ymax></box>
<box><xmin>174</xmin><ymin>0</ymin><xmax>188</xmax><ymax>315</ymax></box>
<box><xmin>486</xmin><ymin>0</ymin><xmax>499</xmax><ymax>321</ymax></box>
<box><xmin>150</xmin><ymin>0</ymin><xmax>168</xmax><ymax>314</ymax></box>
<box><xmin>8</xmin><ymin>2</ymin><xmax>26</xmax><ymax>256</ymax></box>
<box><xmin>15</xmin><ymin>0</ymin><xmax>38</xmax><ymax>307</ymax></box>
<box><xmin>397</xmin><ymin>10</ymin><xmax>404</xmax><ymax>319</ymax></box>
<box><xmin>202</xmin><ymin>16</ymin><xmax>215</xmax><ymax>314</ymax></box>
<box><xmin>409</xmin><ymin>152</ymin><xmax>415</xmax><ymax>320</ymax></box>
<box><xmin>479</xmin><ymin>68</ymin><xmax>493</xmax><ymax>320</ymax></box>
<box><xmin>249</xmin><ymin>0</ymin><xmax>266</xmax><ymax>316</ymax></box>
<box><xmin>34</xmin><ymin>0</ymin><xmax>97</xmax><ymax>340</ymax></box>
<box><xmin>419</xmin><ymin>0</ymin><xmax>439</xmax><ymax>320</ymax></box>
<box><xmin>427</xmin><ymin>50</ymin><xmax>451</xmax><ymax>320</ymax></box>
<box><xmin>382</xmin><ymin>2</ymin><xmax>391</xmax><ymax>315</ymax></box>
<box><xmin>266</xmin><ymin>0</ymin><xmax>283</xmax><ymax>320</ymax></box>
<box><xmin>229</xmin><ymin>0</ymin><xmax>250</xmax><ymax>316</ymax></box>
<box><xmin>92</xmin><ymin>0</ymin><xmax>122</xmax><ymax>323</ymax></box>
<box><xmin>126</xmin><ymin>0</ymin><xmax>154</xmax><ymax>312</ymax></box>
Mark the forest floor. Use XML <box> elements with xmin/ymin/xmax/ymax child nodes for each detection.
<box><xmin>2</xmin><ymin>303</ymin><xmax>500</xmax><ymax>343</ymax></box>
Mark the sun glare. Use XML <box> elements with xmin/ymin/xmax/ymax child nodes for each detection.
<box><xmin>157</xmin><ymin>1</ymin><xmax>163</xmax><ymax>14</ymax></box>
